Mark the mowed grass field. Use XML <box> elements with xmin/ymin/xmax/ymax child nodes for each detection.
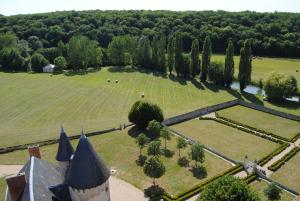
<box><xmin>218</xmin><ymin>105</ymin><xmax>300</xmax><ymax>140</ymax></box>
<box><xmin>170</xmin><ymin>119</ymin><xmax>279</xmax><ymax>161</ymax></box>
<box><xmin>271</xmin><ymin>151</ymin><xmax>300</xmax><ymax>192</ymax></box>
<box><xmin>212</xmin><ymin>55</ymin><xmax>300</xmax><ymax>83</ymax></box>
<box><xmin>250</xmin><ymin>180</ymin><xmax>295</xmax><ymax>201</ymax></box>
<box><xmin>0</xmin><ymin>128</ymin><xmax>232</xmax><ymax>196</ymax></box>
<box><xmin>1</xmin><ymin>65</ymin><xmax>299</xmax><ymax>148</ymax></box>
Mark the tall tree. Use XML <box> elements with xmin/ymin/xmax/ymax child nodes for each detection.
<box><xmin>108</xmin><ymin>36</ymin><xmax>127</xmax><ymax>66</ymax></box>
<box><xmin>0</xmin><ymin>32</ymin><xmax>17</xmax><ymax>51</ymax></box>
<box><xmin>174</xmin><ymin>33</ymin><xmax>184</xmax><ymax>77</ymax></box>
<box><xmin>238</xmin><ymin>39</ymin><xmax>252</xmax><ymax>92</ymax></box>
<box><xmin>224</xmin><ymin>40</ymin><xmax>234</xmax><ymax>87</ymax></box>
<box><xmin>201</xmin><ymin>36</ymin><xmax>212</xmax><ymax>82</ymax></box>
<box><xmin>264</xmin><ymin>183</ymin><xmax>282</xmax><ymax>201</ymax></box>
<box><xmin>177</xmin><ymin>138</ymin><xmax>187</xmax><ymax>158</ymax></box>
<box><xmin>137</xmin><ymin>36</ymin><xmax>152</xmax><ymax>69</ymax></box>
<box><xmin>147</xmin><ymin>141</ymin><xmax>161</xmax><ymax>156</ymax></box>
<box><xmin>167</xmin><ymin>36</ymin><xmax>174</xmax><ymax>74</ymax></box>
<box><xmin>136</xmin><ymin>133</ymin><xmax>150</xmax><ymax>156</ymax></box>
<box><xmin>143</xmin><ymin>156</ymin><xmax>166</xmax><ymax>186</ymax></box>
<box><xmin>190</xmin><ymin>143</ymin><xmax>205</xmax><ymax>167</ymax></box>
<box><xmin>190</xmin><ymin>39</ymin><xmax>200</xmax><ymax>77</ymax></box>
<box><xmin>160</xmin><ymin>127</ymin><xmax>171</xmax><ymax>149</ymax></box>
<box><xmin>0</xmin><ymin>48</ymin><xmax>25</xmax><ymax>71</ymax></box>
<box><xmin>30</xmin><ymin>52</ymin><xmax>49</xmax><ymax>72</ymax></box>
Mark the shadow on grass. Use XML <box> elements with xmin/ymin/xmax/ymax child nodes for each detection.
<box><xmin>190</xmin><ymin>166</ymin><xmax>207</xmax><ymax>179</ymax></box>
<box><xmin>136</xmin><ymin>155</ymin><xmax>147</xmax><ymax>166</ymax></box>
<box><xmin>266</xmin><ymin>99</ymin><xmax>300</xmax><ymax>110</ymax></box>
<box><xmin>191</xmin><ymin>78</ymin><xmax>205</xmax><ymax>90</ymax></box>
<box><xmin>202</xmin><ymin>81</ymin><xmax>219</xmax><ymax>92</ymax></box>
<box><xmin>127</xmin><ymin>126</ymin><xmax>143</xmax><ymax>138</ymax></box>
<box><xmin>63</xmin><ymin>68</ymin><xmax>101</xmax><ymax>76</ymax></box>
<box><xmin>177</xmin><ymin>156</ymin><xmax>190</xmax><ymax>167</ymax></box>
<box><xmin>162</xmin><ymin>148</ymin><xmax>175</xmax><ymax>158</ymax></box>
<box><xmin>144</xmin><ymin>185</ymin><xmax>165</xmax><ymax>198</ymax></box>
<box><xmin>242</xmin><ymin>92</ymin><xmax>264</xmax><ymax>105</ymax></box>
<box><xmin>169</xmin><ymin>73</ymin><xmax>187</xmax><ymax>85</ymax></box>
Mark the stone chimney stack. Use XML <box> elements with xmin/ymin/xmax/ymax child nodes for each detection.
<box><xmin>28</xmin><ymin>144</ymin><xmax>41</xmax><ymax>159</ymax></box>
<box><xmin>6</xmin><ymin>173</ymin><xmax>26</xmax><ymax>201</ymax></box>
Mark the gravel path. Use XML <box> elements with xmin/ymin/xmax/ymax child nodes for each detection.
<box><xmin>0</xmin><ymin>165</ymin><xmax>22</xmax><ymax>177</ymax></box>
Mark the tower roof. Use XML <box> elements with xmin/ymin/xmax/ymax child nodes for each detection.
<box><xmin>56</xmin><ymin>126</ymin><xmax>74</xmax><ymax>162</ymax></box>
<box><xmin>65</xmin><ymin>133</ymin><xmax>110</xmax><ymax>189</ymax></box>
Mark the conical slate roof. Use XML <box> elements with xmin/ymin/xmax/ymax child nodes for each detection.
<box><xmin>65</xmin><ymin>133</ymin><xmax>110</xmax><ymax>189</ymax></box>
<box><xmin>56</xmin><ymin>126</ymin><xmax>74</xmax><ymax>162</ymax></box>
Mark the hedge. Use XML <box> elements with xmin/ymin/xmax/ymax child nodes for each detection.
<box><xmin>291</xmin><ymin>132</ymin><xmax>300</xmax><ymax>142</ymax></box>
<box><xmin>257</xmin><ymin>143</ymin><xmax>290</xmax><ymax>166</ymax></box>
<box><xmin>268</xmin><ymin>147</ymin><xmax>300</xmax><ymax>171</ymax></box>
<box><xmin>215</xmin><ymin>113</ymin><xmax>290</xmax><ymax>142</ymax></box>
<box><xmin>154</xmin><ymin>164</ymin><xmax>244</xmax><ymax>200</ymax></box>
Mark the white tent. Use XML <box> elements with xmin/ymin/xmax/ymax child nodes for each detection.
<box><xmin>43</xmin><ymin>64</ymin><xmax>55</xmax><ymax>73</ymax></box>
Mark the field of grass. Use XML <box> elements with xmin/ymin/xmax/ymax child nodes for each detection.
<box><xmin>271</xmin><ymin>151</ymin><xmax>300</xmax><ymax>192</ymax></box>
<box><xmin>0</xmin><ymin>128</ymin><xmax>232</xmax><ymax>195</ymax></box>
<box><xmin>250</xmin><ymin>179</ymin><xmax>295</xmax><ymax>201</ymax></box>
<box><xmin>170</xmin><ymin>119</ymin><xmax>279</xmax><ymax>162</ymax></box>
<box><xmin>0</xmin><ymin>178</ymin><xmax>6</xmax><ymax>200</ymax></box>
<box><xmin>218</xmin><ymin>105</ymin><xmax>300</xmax><ymax>140</ymax></box>
<box><xmin>212</xmin><ymin>55</ymin><xmax>300</xmax><ymax>83</ymax></box>
<box><xmin>1</xmin><ymin>66</ymin><xmax>299</xmax><ymax>148</ymax></box>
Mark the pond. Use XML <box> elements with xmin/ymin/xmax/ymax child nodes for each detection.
<box><xmin>230</xmin><ymin>81</ymin><xmax>299</xmax><ymax>102</ymax></box>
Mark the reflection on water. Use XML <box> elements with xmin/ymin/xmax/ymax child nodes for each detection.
<box><xmin>230</xmin><ymin>81</ymin><xmax>299</xmax><ymax>102</ymax></box>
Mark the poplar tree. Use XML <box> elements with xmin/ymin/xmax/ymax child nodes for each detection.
<box><xmin>137</xmin><ymin>36</ymin><xmax>152</xmax><ymax>69</ymax></box>
<box><xmin>201</xmin><ymin>36</ymin><xmax>212</xmax><ymax>82</ymax></box>
<box><xmin>190</xmin><ymin>39</ymin><xmax>200</xmax><ymax>77</ymax></box>
<box><xmin>224</xmin><ymin>40</ymin><xmax>234</xmax><ymax>87</ymax></box>
<box><xmin>167</xmin><ymin>36</ymin><xmax>174</xmax><ymax>74</ymax></box>
<box><xmin>238</xmin><ymin>39</ymin><xmax>252</xmax><ymax>92</ymax></box>
<box><xmin>174</xmin><ymin>33</ymin><xmax>184</xmax><ymax>77</ymax></box>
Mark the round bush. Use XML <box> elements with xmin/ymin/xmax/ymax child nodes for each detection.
<box><xmin>128</xmin><ymin>100</ymin><xmax>164</xmax><ymax>129</ymax></box>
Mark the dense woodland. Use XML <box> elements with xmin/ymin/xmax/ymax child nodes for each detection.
<box><xmin>0</xmin><ymin>10</ymin><xmax>300</xmax><ymax>57</ymax></box>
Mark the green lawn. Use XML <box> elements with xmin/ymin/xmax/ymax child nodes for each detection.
<box><xmin>250</xmin><ymin>179</ymin><xmax>295</xmax><ymax>201</ymax></box>
<box><xmin>271</xmin><ymin>151</ymin><xmax>300</xmax><ymax>192</ymax></box>
<box><xmin>218</xmin><ymin>105</ymin><xmax>300</xmax><ymax>140</ymax></box>
<box><xmin>0</xmin><ymin>128</ymin><xmax>232</xmax><ymax>195</ymax></box>
<box><xmin>0</xmin><ymin>66</ymin><xmax>299</xmax><ymax>148</ymax></box>
<box><xmin>0</xmin><ymin>178</ymin><xmax>6</xmax><ymax>200</ymax></box>
<box><xmin>170</xmin><ymin>119</ymin><xmax>279</xmax><ymax>162</ymax></box>
<box><xmin>212</xmin><ymin>55</ymin><xmax>300</xmax><ymax>83</ymax></box>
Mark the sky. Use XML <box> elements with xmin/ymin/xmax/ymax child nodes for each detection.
<box><xmin>1</xmin><ymin>0</ymin><xmax>300</xmax><ymax>16</ymax></box>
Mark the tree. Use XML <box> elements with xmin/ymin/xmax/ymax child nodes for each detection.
<box><xmin>137</xmin><ymin>36</ymin><xmax>152</xmax><ymax>69</ymax></box>
<box><xmin>264</xmin><ymin>72</ymin><xmax>298</xmax><ymax>101</ymax></box>
<box><xmin>128</xmin><ymin>101</ymin><xmax>164</xmax><ymax>129</ymax></box>
<box><xmin>67</xmin><ymin>35</ymin><xmax>97</xmax><ymax>71</ymax></box>
<box><xmin>198</xmin><ymin>176</ymin><xmax>261</xmax><ymax>201</ymax></box>
<box><xmin>143</xmin><ymin>156</ymin><xmax>166</xmax><ymax>186</ymax></box>
<box><xmin>160</xmin><ymin>127</ymin><xmax>171</xmax><ymax>149</ymax></box>
<box><xmin>201</xmin><ymin>36</ymin><xmax>212</xmax><ymax>82</ymax></box>
<box><xmin>28</xmin><ymin>36</ymin><xmax>43</xmax><ymax>51</ymax></box>
<box><xmin>54</xmin><ymin>56</ymin><xmax>67</xmax><ymax>71</ymax></box>
<box><xmin>30</xmin><ymin>52</ymin><xmax>49</xmax><ymax>72</ymax></box>
<box><xmin>208</xmin><ymin>61</ymin><xmax>225</xmax><ymax>86</ymax></box>
<box><xmin>0</xmin><ymin>32</ymin><xmax>17</xmax><ymax>51</ymax></box>
<box><xmin>152</xmin><ymin>34</ymin><xmax>166</xmax><ymax>72</ymax></box>
<box><xmin>136</xmin><ymin>133</ymin><xmax>150</xmax><ymax>156</ymax></box>
<box><xmin>224</xmin><ymin>40</ymin><xmax>234</xmax><ymax>87</ymax></box>
<box><xmin>182</xmin><ymin>54</ymin><xmax>190</xmax><ymax>78</ymax></box>
<box><xmin>108</xmin><ymin>36</ymin><xmax>128</xmax><ymax>66</ymax></box>
<box><xmin>57</xmin><ymin>40</ymin><xmax>67</xmax><ymax>57</ymax></box>
<box><xmin>238</xmin><ymin>39</ymin><xmax>252</xmax><ymax>92</ymax></box>
<box><xmin>167</xmin><ymin>36</ymin><xmax>174</xmax><ymax>74</ymax></box>
<box><xmin>174</xmin><ymin>33</ymin><xmax>184</xmax><ymax>76</ymax></box>
<box><xmin>0</xmin><ymin>48</ymin><xmax>25</xmax><ymax>71</ymax></box>
<box><xmin>264</xmin><ymin>183</ymin><xmax>282</xmax><ymax>201</ymax></box>
<box><xmin>147</xmin><ymin>141</ymin><xmax>161</xmax><ymax>156</ymax></box>
<box><xmin>190</xmin><ymin>143</ymin><xmax>205</xmax><ymax>167</ymax></box>
<box><xmin>190</xmin><ymin>39</ymin><xmax>200</xmax><ymax>77</ymax></box>
<box><xmin>147</xmin><ymin>120</ymin><xmax>161</xmax><ymax>138</ymax></box>
<box><xmin>177</xmin><ymin>138</ymin><xmax>187</xmax><ymax>158</ymax></box>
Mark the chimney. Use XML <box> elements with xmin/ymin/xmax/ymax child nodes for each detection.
<box><xmin>6</xmin><ymin>173</ymin><xmax>26</xmax><ymax>201</ymax></box>
<box><xmin>28</xmin><ymin>144</ymin><xmax>41</xmax><ymax>159</ymax></box>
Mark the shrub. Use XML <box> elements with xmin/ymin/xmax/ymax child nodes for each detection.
<box><xmin>54</xmin><ymin>56</ymin><xmax>67</xmax><ymax>71</ymax></box>
<box><xmin>30</xmin><ymin>52</ymin><xmax>49</xmax><ymax>72</ymax></box>
<box><xmin>268</xmin><ymin>147</ymin><xmax>300</xmax><ymax>171</ymax></box>
<box><xmin>208</xmin><ymin>61</ymin><xmax>225</xmax><ymax>86</ymax></box>
<box><xmin>264</xmin><ymin>72</ymin><xmax>298</xmax><ymax>101</ymax></box>
<box><xmin>128</xmin><ymin>100</ymin><xmax>164</xmax><ymax>129</ymax></box>
<box><xmin>143</xmin><ymin>156</ymin><xmax>166</xmax><ymax>186</ymax></box>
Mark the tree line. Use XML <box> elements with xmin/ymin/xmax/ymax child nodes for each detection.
<box><xmin>0</xmin><ymin>10</ymin><xmax>300</xmax><ymax>58</ymax></box>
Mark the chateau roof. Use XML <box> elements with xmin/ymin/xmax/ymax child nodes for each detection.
<box><xmin>65</xmin><ymin>133</ymin><xmax>110</xmax><ymax>190</ymax></box>
<box><xmin>56</xmin><ymin>126</ymin><xmax>74</xmax><ymax>162</ymax></box>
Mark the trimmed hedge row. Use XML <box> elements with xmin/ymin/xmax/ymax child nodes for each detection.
<box><xmin>257</xmin><ymin>143</ymin><xmax>290</xmax><ymax>166</ymax></box>
<box><xmin>291</xmin><ymin>132</ymin><xmax>300</xmax><ymax>142</ymax></box>
<box><xmin>244</xmin><ymin>173</ymin><xmax>257</xmax><ymax>184</ymax></box>
<box><xmin>215</xmin><ymin>113</ymin><xmax>290</xmax><ymax>142</ymax></box>
<box><xmin>156</xmin><ymin>164</ymin><xmax>244</xmax><ymax>201</ymax></box>
<box><xmin>199</xmin><ymin>116</ymin><xmax>290</xmax><ymax>167</ymax></box>
<box><xmin>268</xmin><ymin>147</ymin><xmax>300</xmax><ymax>171</ymax></box>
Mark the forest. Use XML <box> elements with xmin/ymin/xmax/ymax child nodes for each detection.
<box><xmin>0</xmin><ymin>10</ymin><xmax>300</xmax><ymax>57</ymax></box>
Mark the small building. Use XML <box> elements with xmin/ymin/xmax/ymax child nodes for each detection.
<box><xmin>5</xmin><ymin>127</ymin><xmax>111</xmax><ymax>201</ymax></box>
<box><xmin>43</xmin><ymin>64</ymin><xmax>55</xmax><ymax>73</ymax></box>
